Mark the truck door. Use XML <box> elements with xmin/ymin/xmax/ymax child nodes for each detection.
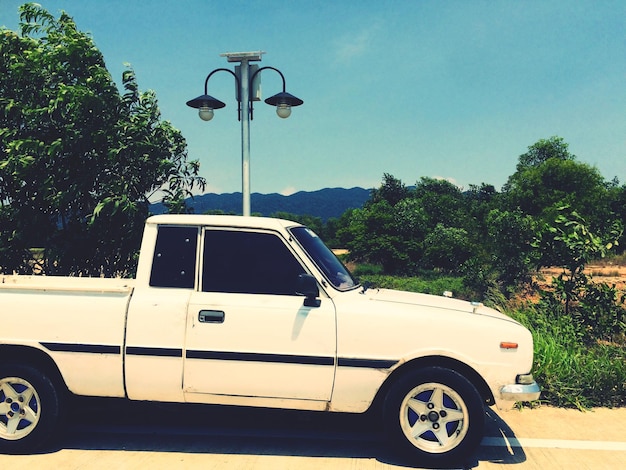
<box><xmin>125</xmin><ymin>225</ymin><xmax>198</xmax><ymax>402</ymax></box>
<box><xmin>183</xmin><ymin>228</ymin><xmax>337</xmax><ymax>402</ymax></box>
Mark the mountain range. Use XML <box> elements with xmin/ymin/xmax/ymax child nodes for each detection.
<box><xmin>151</xmin><ymin>187</ymin><xmax>371</xmax><ymax>221</ymax></box>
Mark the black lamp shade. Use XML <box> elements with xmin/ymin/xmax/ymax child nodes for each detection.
<box><xmin>264</xmin><ymin>91</ymin><xmax>303</xmax><ymax>107</ymax></box>
<box><xmin>186</xmin><ymin>94</ymin><xmax>227</xmax><ymax>109</ymax></box>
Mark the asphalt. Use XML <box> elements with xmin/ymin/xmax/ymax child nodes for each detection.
<box><xmin>0</xmin><ymin>399</ymin><xmax>625</xmax><ymax>469</ymax></box>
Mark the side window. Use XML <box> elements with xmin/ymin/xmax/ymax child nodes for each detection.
<box><xmin>150</xmin><ymin>226</ymin><xmax>198</xmax><ymax>288</ymax></box>
<box><xmin>202</xmin><ymin>230</ymin><xmax>306</xmax><ymax>295</ymax></box>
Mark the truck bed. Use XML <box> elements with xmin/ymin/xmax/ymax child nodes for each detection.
<box><xmin>0</xmin><ymin>275</ymin><xmax>134</xmax><ymax>294</ymax></box>
<box><xmin>1</xmin><ymin>274</ymin><xmax>133</xmax><ymax>398</ymax></box>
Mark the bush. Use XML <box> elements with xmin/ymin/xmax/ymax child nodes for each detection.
<box><xmin>509</xmin><ymin>300</ymin><xmax>626</xmax><ymax>409</ymax></box>
<box><xmin>421</xmin><ymin>224</ymin><xmax>473</xmax><ymax>272</ymax></box>
<box><xmin>460</xmin><ymin>257</ymin><xmax>499</xmax><ymax>299</ymax></box>
<box><xmin>352</xmin><ymin>263</ymin><xmax>384</xmax><ymax>277</ymax></box>
<box><xmin>577</xmin><ymin>282</ymin><xmax>626</xmax><ymax>343</ymax></box>
<box><xmin>358</xmin><ymin>274</ymin><xmax>474</xmax><ymax>300</ymax></box>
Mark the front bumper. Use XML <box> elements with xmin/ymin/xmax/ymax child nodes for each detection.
<box><xmin>500</xmin><ymin>374</ymin><xmax>541</xmax><ymax>402</ymax></box>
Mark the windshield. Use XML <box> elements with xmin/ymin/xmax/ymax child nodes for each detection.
<box><xmin>290</xmin><ymin>226</ymin><xmax>358</xmax><ymax>291</ymax></box>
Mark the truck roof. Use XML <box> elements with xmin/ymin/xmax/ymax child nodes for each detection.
<box><xmin>145</xmin><ymin>214</ymin><xmax>303</xmax><ymax>231</ymax></box>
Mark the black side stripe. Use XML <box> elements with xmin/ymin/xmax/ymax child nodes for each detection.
<box><xmin>126</xmin><ymin>346</ymin><xmax>183</xmax><ymax>357</ymax></box>
<box><xmin>186</xmin><ymin>350</ymin><xmax>334</xmax><ymax>366</ymax></box>
<box><xmin>40</xmin><ymin>342</ymin><xmax>120</xmax><ymax>354</ymax></box>
<box><xmin>39</xmin><ymin>343</ymin><xmax>397</xmax><ymax>370</ymax></box>
<box><xmin>187</xmin><ymin>351</ymin><xmax>397</xmax><ymax>370</ymax></box>
<box><xmin>338</xmin><ymin>358</ymin><xmax>398</xmax><ymax>369</ymax></box>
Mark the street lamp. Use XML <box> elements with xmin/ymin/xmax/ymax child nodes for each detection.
<box><xmin>186</xmin><ymin>51</ymin><xmax>303</xmax><ymax>216</ymax></box>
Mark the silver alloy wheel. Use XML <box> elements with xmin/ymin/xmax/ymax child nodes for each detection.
<box><xmin>398</xmin><ymin>381</ymin><xmax>469</xmax><ymax>454</ymax></box>
<box><xmin>0</xmin><ymin>376</ymin><xmax>42</xmax><ymax>441</ymax></box>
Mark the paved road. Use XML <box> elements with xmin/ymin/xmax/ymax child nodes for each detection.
<box><xmin>1</xmin><ymin>398</ymin><xmax>625</xmax><ymax>469</ymax></box>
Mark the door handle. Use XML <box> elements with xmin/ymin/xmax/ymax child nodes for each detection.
<box><xmin>198</xmin><ymin>310</ymin><xmax>225</xmax><ymax>323</ymax></box>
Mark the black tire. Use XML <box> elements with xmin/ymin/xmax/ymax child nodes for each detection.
<box><xmin>383</xmin><ymin>366</ymin><xmax>485</xmax><ymax>466</ymax></box>
<box><xmin>0</xmin><ymin>363</ymin><xmax>64</xmax><ymax>454</ymax></box>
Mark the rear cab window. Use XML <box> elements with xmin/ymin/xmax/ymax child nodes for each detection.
<box><xmin>150</xmin><ymin>226</ymin><xmax>199</xmax><ymax>288</ymax></box>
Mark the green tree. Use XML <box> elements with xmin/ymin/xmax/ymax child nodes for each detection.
<box><xmin>502</xmin><ymin>137</ymin><xmax>613</xmax><ymax>234</ymax></box>
<box><xmin>368</xmin><ymin>172</ymin><xmax>411</xmax><ymax>207</ymax></box>
<box><xmin>486</xmin><ymin>208</ymin><xmax>538</xmax><ymax>289</ymax></box>
<box><xmin>464</xmin><ymin>183</ymin><xmax>498</xmax><ymax>238</ymax></box>
<box><xmin>342</xmin><ymin>175</ymin><xmax>489</xmax><ymax>275</ymax></box>
<box><xmin>422</xmin><ymin>224</ymin><xmax>473</xmax><ymax>272</ymax></box>
<box><xmin>414</xmin><ymin>177</ymin><xmax>467</xmax><ymax>230</ymax></box>
<box><xmin>339</xmin><ymin>175</ymin><xmax>416</xmax><ymax>273</ymax></box>
<box><xmin>0</xmin><ymin>4</ymin><xmax>204</xmax><ymax>275</ymax></box>
<box><xmin>162</xmin><ymin>187</ymin><xmax>195</xmax><ymax>215</ymax></box>
<box><xmin>609</xmin><ymin>182</ymin><xmax>626</xmax><ymax>253</ymax></box>
<box><xmin>515</xmin><ymin>135</ymin><xmax>573</xmax><ymax>169</ymax></box>
<box><xmin>534</xmin><ymin>207</ymin><xmax>622</xmax><ymax>314</ymax></box>
<box><xmin>341</xmin><ymin>200</ymin><xmax>410</xmax><ymax>274</ymax></box>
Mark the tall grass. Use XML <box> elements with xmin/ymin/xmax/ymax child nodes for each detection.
<box><xmin>531</xmin><ymin>331</ymin><xmax>626</xmax><ymax>409</ymax></box>
<box><xmin>509</xmin><ymin>306</ymin><xmax>626</xmax><ymax>409</ymax></box>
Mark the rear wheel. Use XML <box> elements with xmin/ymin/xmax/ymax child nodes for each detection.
<box><xmin>383</xmin><ymin>367</ymin><xmax>485</xmax><ymax>465</ymax></box>
<box><xmin>0</xmin><ymin>364</ymin><xmax>63</xmax><ymax>453</ymax></box>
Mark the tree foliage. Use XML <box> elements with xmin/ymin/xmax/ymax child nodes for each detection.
<box><xmin>340</xmin><ymin>175</ymin><xmax>483</xmax><ymax>275</ymax></box>
<box><xmin>422</xmin><ymin>224</ymin><xmax>472</xmax><ymax>272</ymax></box>
<box><xmin>515</xmin><ymin>135</ymin><xmax>573</xmax><ymax>169</ymax></box>
<box><xmin>368</xmin><ymin>173</ymin><xmax>410</xmax><ymax>207</ymax></box>
<box><xmin>485</xmin><ymin>208</ymin><xmax>538</xmax><ymax>288</ymax></box>
<box><xmin>502</xmin><ymin>136</ymin><xmax>612</xmax><ymax>233</ymax></box>
<box><xmin>534</xmin><ymin>207</ymin><xmax>622</xmax><ymax>314</ymax></box>
<box><xmin>340</xmin><ymin>200</ymin><xmax>411</xmax><ymax>273</ymax></box>
<box><xmin>0</xmin><ymin>3</ymin><xmax>204</xmax><ymax>275</ymax></box>
<box><xmin>334</xmin><ymin>135</ymin><xmax>623</xmax><ymax>301</ymax></box>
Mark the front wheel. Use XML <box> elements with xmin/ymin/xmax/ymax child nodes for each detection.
<box><xmin>383</xmin><ymin>367</ymin><xmax>485</xmax><ymax>465</ymax></box>
<box><xmin>0</xmin><ymin>364</ymin><xmax>63</xmax><ymax>454</ymax></box>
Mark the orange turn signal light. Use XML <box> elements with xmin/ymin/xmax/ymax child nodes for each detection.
<box><xmin>500</xmin><ymin>342</ymin><xmax>518</xmax><ymax>350</ymax></box>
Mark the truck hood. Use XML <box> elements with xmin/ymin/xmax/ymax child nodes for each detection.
<box><xmin>363</xmin><ymin>287</ymin><xmax>518</xmax><ymax>324</ymax></box>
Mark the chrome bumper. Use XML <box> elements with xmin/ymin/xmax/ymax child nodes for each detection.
<box><xmin>500</xmin><ymin>374</ymin><xmax>541</xmax><ymax>402</ymax></box>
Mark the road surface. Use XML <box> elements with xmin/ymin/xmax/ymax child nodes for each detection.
<box><xmin>1</xmin><ymin>398</ymin><xmax>625</xmax><ymax>469</ymax></box>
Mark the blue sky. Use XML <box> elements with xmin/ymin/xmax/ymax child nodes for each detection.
<box><xmin>1</xmin><ymin>0</ymin><xmax>624</xmax><ymax>196</ymax></box>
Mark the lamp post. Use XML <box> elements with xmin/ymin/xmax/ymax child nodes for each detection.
<box><xmin>186</xmin><ymin>51</ymin><xmax>303</xmax><ymax>216</ymax></box>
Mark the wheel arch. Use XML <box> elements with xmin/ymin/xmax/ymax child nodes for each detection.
<box><xmin>0</xmin><ymin>344</ymin><xmax>68</xmax><ymax>393</ymax></box>
<box><xmin>371</xmin><ymin>355</ymin><xmax>495</xmax><ymax>414</ymax></box>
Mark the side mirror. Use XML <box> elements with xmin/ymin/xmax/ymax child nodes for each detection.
<box><xmin>296</xmin><ymin>273</ymin><xmax>321</xmax><ymax>308</ymax></box>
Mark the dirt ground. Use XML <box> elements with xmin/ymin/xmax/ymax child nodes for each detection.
<box><xmin>537</xmin><ymin>264</ymin><xmax>626</xmax><ymax>292</ymax></box>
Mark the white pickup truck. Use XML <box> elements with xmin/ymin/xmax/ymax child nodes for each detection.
<box><xmin>0</xmin><ymin>214</ymin><xmax>539</xmax><ymax>464</ymax></box>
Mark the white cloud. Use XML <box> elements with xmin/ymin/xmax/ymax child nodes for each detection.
<box><xmin>280</xmin><ymin>186</ymin><xmax>297</xmax><ymax>196</ymax></box>
<box><xmin>333</xmin><ymin>25</ymin><xmax>380</xmax><ymax>63</ymax></box>
<box><xmin>432</xmin><ymin>176</ymin><xmax>461</xmax><ymax>188</ymax></box>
